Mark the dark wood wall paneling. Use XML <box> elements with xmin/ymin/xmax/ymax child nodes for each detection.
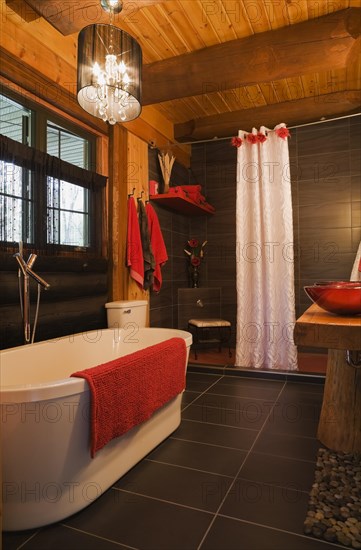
<box><xmin>0</xmin><ymin>254</ymin><xmax>108</xmax><ymax>349</ymax></box>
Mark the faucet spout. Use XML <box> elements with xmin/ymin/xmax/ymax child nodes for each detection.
<box><xmin>26</xmin><ymin>266</ymin><xmax>50</xmax><ymax>290</ymax></box>
<box><xmin>14</xmin><ymin>252</ymin><xmax>50</xmax><ymax>289</ymax></box>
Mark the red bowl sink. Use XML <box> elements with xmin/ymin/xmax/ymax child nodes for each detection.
<box><xmin>304</xmin><ymin>282</ymin><xmax>361</xmax><ymax>315</ymax></box>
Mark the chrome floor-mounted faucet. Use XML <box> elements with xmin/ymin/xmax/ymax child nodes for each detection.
<box><xmin>14</xmin><ymin>242</ymin><xmax>50</xmax><ymax>344</ymax></box>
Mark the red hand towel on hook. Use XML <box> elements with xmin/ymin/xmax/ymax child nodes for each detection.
<box><xmin>126</xmin><ymin>196</ymin><xmax>144</xmax><ymax>287</ymax></box>
<box><xmin>146</xmin><ymin>202</ymin><xmax>168</xmax><ymax>292</ymax></box>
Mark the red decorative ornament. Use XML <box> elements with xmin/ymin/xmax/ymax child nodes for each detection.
<box><xmin>275</xmin><ymin>127</ymin><xmax>290</xmax><ymax>140</ymax></box>
<box><xmin>257</xmin><ymin>132</ymin><xmax>267</xmax><ymax>143</ymax></box>
<box><xmin>231</xmin><ymin>136</ymin><xmax>243</xmax><ymax>148</ymax></box>
<box><xmin>191</xmin><ymin>256</ymin><xmax>201</xmax><ymax>267</ymax></box>
<box><xmin>188</xmin><ymin>239</ymin><xmax>199</xmax><ymax>248</ymax></box>
<box><xmin>246</xmin><ymin>133</ymin><xmax>258</xmax><ymax>145</ymax></box>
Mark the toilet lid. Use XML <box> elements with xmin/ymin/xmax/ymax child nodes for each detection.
<box><xmin>105</xmin><ymin>300</ymin><xmax>147</xmax><ymax>309</ymax></box>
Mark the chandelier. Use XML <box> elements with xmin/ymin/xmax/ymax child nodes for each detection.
<box><xmin>77</xmin><ymin>2</ymin><xmax>142</xmax><ymax>124</ymax></box>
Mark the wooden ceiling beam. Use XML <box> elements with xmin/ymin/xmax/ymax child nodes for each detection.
<box><xmin>143</xmin><ymin>8</ymin><xmax>360</xmax><ymax>105</ymax></box>
<box><xmin>22</xmin><ymin>0</ymin><xmax>167</xmax><ymax>35</ymax></box>
<box><xmin>174</xmin><ymin>91</ymin><xmax>361</xmax><ymax>142</ymax></box>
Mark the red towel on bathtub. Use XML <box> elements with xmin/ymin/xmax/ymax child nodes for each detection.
<box><xmin>71</xmin><ymin>337</ymin><xmax>187</xmax><ymax>457</ymax></box>
<box><xmin>126</xmin><ymin>196</ymin><xmax>144</xmax><ymax>287</ymax></box>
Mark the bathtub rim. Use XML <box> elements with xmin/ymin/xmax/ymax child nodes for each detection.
<box><xmin>1</xmin><ymin>327</ymin><xmax>192</xmax><ymax>403</ymax></box>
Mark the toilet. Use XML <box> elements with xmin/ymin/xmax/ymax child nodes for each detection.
<box><xmin>105</xmin><ymin>300</ymin><xmax>147</xmax><ymax>329</ymax></box>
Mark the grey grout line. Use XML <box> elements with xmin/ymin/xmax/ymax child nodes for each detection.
<box><xmin>178</xmin><ymin>417</ymin><xmax>260</xmax><ymax>432</ymax></box>
<box><xmin>196</xmin><ymin>379</ymin><xmax>288</xmax><ymax>550</ymax></box>
<box><xmin>170</xmin><ymin>435</ymin><xmax>252</xmax><ymax>453</ymax></box>
<box><xmin>112</xmin><ymin>486</ymin><xmax>215</xmax><ymax>516</ymax></box>
<box><xmin>14</xmin><ymin>532</ymin><xmax>39</xmax><ymax>550</ymax></box>
<box><xmin>239</xmin><ymin>448</ymin><xmax>319</xmax><ymax>464</ymax></box>
<box><xmin>60</xmin><ymin>524</ymin><xmax>137</xmax><ymax>549</ymax></box>
<box><xmin>144</xmin><ymin>457</ymin><xmax>311</xmax><ymax>496</ymax></box>
<box><xmin>144</xmin><ymin>458</ymin><xmax>235</xmax><ymax>479</ymax></box>
<box><xmin>235</xmin><ymin>475</ymin><xmax>311</xmax><ymax>495</ymax></box>
<box><xmin>217</xmin><ymin>514</ymin><xmax>347</xmax><ymax>548</ymax></box>
<box><xmin>196</xmin><ymin>390</ymin><xmax>280</xmax><ymax>401</ymax></box>
<box><xmin>181</xmin><ymin>376</ymin><xmax>225</xmax><ymax>411</ymax></box>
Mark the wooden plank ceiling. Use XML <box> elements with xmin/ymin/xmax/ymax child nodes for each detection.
<box><xmin>19</xmin><ymin>0</ymin><xmax>361</xmax><ymax>141</ymax></box>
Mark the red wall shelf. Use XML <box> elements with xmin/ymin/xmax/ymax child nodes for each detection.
<box><xmin>149</xmin><ymin>194</ymin><xmax>214</xmax><ymax>216</ymax></box>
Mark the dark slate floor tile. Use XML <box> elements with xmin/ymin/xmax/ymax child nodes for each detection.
<box><xmin>206</xmin><ymin>381</ymin><xmax>283</xmax><ymax>401</ymax></box>
<box><xmin>10</xmin><ymin>524</ymin><xmax>127</xmax><ymax>550</ymax></box>
<box><xmin>238</xmin><ymin>452</ymin><xmax>316</xmax><ymax>492</ymax></box>
<box><xmin>201</xmin><ymin>515</ymin><xmax>343</xmax><ymax>550</ymax></box>
<box><xmin>275</xmin><ymin>390</ymin><xmax>323</xmax><ymax>421</ymax></box>
<box><xmin>114</xmin><ymin>460</ymin><xmax>233</xmax><ymax>512</ymax></box>
<box><xmin>262</xmin><ymin>409</ymin><xmax>319</xmax><ymax>438</ymax></box>
<box><xmin>219</xmin><ymin>479</ymin><xmax>309</xmax><ymax>533</ymax></box>
<box><xmin>2</xmin><ymin>529</ymin><xmax>39</xmax><ymax>550</ymax></box>
<box><xmin>186</xmin><ymin>372</ymin><xmax>223</xmax><ymax>385</ymax></box>
<box><xmin>252</xmin><ymin>431</ymin><xmax>320</xmax><ymax>462</ymax></box>
<box><xmin>193</xmin><ymin>392</ymin><xmax>277</xmax><ymax>417</ymax></box>
<box><xmin>147</xmin><ymin>438</ymin><xmax>247</xmax><ymax>477</ymax></box>
<box><xmin>185</xmin><ymin>378</ymin><xmax>222</xmax><ymax>393</ymax></box>
<box><xmin>285</xmin><ymin>381</ymin><xmax>324</xmax><ymax>394</ymax></box>
<box><xmin>182</xmin><ymin>403</ymin><xmax>267</xmax><ymax>430</ymax></box>
<box><xmin>218</xmin><ymin>376</ymin><xmax>285</xmax><ymax>391</ymax></box>
<box><xmin>182</xmin><ymin>390</ymin><xmax>202</xmax><ymax>406</ymax></box>
<box><xmin>65</xmin><ymin>489</ymin><xmax>212</xmax><ymax>550</ymax></box>
<box><xmin>173</xmin><ymin>419</ymin><xmax>258</xmax><ymax>450</ymax></box>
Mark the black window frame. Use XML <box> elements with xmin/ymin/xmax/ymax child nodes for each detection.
<box><xmin>0</xmin><ymin>89</ymin><xmax>105</xmax><ymax>256</ymax></box>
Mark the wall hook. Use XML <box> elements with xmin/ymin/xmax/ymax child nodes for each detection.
<box><xmin>128</xmin><ymin>187</ymin><xmax>136</xmax><ymax>198</ymax></box>
<box><xmin>137</xmin><ymin>190</ymin><xmax>145</xmax><ymax>200</ymax></box>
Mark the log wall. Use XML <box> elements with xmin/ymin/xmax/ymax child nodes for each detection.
<box><xmin>0</xmin><ymin>253</ymin><xmax>108</xmax><ymax>349</ymax></box>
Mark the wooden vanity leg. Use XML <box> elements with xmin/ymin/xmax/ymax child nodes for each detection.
<box><xmin>317</xmin><ymin>349</ymin><xmax>361</xmax><ymax>453</ymax></box>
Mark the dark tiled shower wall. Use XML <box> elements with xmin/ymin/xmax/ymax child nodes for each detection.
<box><xmin>289</xmin><ymin>115</ymin><xmax>361</xmax><ymax>319</ymax></box>
<box><xmin>148</xmin><ymin>149</ymin><xmax>200</xmax><ymax>329</ymax></box>
<box><xmin>189</xmin><ymin>116</ymin><xmax>360</xmax><ymax>348</ymax></box>
<box><xmin>148</xmin><ymin>117</ymin><xmax>360</xmax><ymax>346</ymax></box>
<box><xmin>190</xmin><ymin>142</ymin><xmax>238</xmax><ymax>345</ymax></box>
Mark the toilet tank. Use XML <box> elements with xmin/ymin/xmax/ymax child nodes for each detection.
<box><xmin>105</xmin><ymin>300</ymin><xmax>147</xmax><ymax>329</ymax></box>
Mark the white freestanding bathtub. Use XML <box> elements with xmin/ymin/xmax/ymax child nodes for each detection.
<box><xmin>1</xmin><ymin>327</ymin><xmax>192</xmax><ymax>531</ymax></box>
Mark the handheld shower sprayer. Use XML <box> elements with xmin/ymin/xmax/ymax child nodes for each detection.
<box><xmin>14</xmin><ymin>244</ymin><xmax>50</xmax><ymax>344</ymax></box>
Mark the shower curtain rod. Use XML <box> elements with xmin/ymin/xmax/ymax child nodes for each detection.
<box><xmin>179</xmin><ymin>112</ymin><xmax>361</xmax><ymax>145</ymax></box>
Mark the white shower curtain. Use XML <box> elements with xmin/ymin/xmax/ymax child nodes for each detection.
<box><xmin>235</xmin><ymin>124</ymin><xmax>298</xmax><ymax>370</ymax></box>
<box><xmin>350</xmin><ymin>241</ymin><xmax>361</xmax><ymax>281</ymax></box>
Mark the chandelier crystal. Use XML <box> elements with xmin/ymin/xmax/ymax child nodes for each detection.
<box><xmin>77</xmin><ymin>24</ymin><xmax>142</xmax><ymax>124</ymax></box>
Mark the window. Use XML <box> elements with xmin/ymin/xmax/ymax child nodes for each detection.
<box><xmin>0</xmin><ymin>95</ymin><xmax>33</xmax><ymax>244</ymax></box>
<box><xmin>46</xmin><ymin>123</ymin><xmax>90</xmax><ymax>247</ymax></box>
<box><xmin>0</xmin><ymin>91</ymin><xmax>105</xmax><ymax>253</ymax></box>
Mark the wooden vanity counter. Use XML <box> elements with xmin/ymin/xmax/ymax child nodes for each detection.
<box><xmin>294</xmin><ymin>304</ymin><xmax>361</xmax><ymax>453</ymax></box>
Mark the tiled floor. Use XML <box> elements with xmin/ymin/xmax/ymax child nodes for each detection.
<box><xmin>4</xmin><ymin>371</ymin><xmax>345</xmax><ymax>550</ymax></box>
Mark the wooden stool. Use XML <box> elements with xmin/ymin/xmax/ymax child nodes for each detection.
<box><xmin>187</xmin><ymin>318</ymin><xmax>232</xmax><ymax>360</ymax></box>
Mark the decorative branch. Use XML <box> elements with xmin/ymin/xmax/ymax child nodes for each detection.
<box><xmin>158</xmin><ymin>151</ymin><xmax>176</xmax><ymax>193</ymax></box>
